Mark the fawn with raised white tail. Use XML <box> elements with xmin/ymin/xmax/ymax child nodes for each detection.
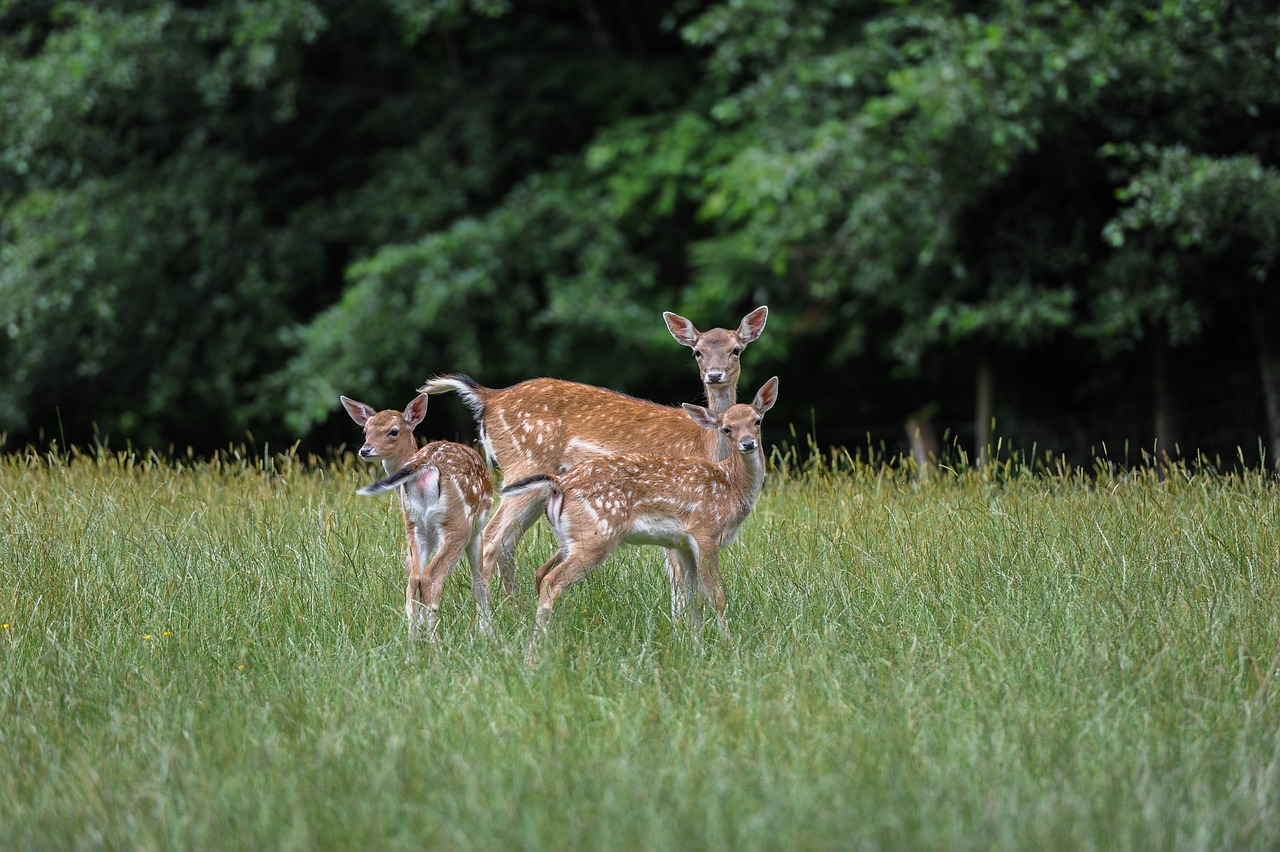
<box><xmin>418</xmin><ymin>306</ymin><xmax>769</xmax><ymax>614</ymax></box>
<box><xmin>341</xmin><ymin>394</ymin><xmax>494</xmax><ymax>641</ymax></box>
<box><xmin>501</xmin><ymin>376</ymin><xmax>779</xmax><ymax>648</ymax></box>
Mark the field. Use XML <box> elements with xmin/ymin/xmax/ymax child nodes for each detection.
<box><xmin>1</xmin><ymin>446</ymin><xmax>1278</xmax><ymax>850</ymax></box>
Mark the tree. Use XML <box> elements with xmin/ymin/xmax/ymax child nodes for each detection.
<box><xmin>1103</xmin><ymin>148</ymin><xmax>1280</xmax><ymax>466</ymax></box>
<box><xmin>4</xmin><ymin>0</ymin><xmax>1279</xmax><ymax>464</ymax></box>
<box><xmin>680</xmin><ymin>0</ymin><xmax>1280</xmax><ymax>462</ymax></box>
<box><xmin>0</xmin><ymin>1</ymin><xmax>328</xmax><ymax>447</ymax></box>
<box><xmin>0</xmin><ymin>0</ymin><xmax>706</xmax><ymax>450</ymax></box>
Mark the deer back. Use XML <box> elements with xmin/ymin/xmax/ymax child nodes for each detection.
<box><xmin>465</xmin><ymin>378</ymin><xmax>714</xmax><ymax>479</ymax></box>
<box><xmin>360</xmin><ymin>440</ymin><xmax>493</xmax><ymax>529</ymax></box>
<box><xmin>419</xmin><ymin>306</ymin><xmax>768</xmax><ymax>478</ymax></box>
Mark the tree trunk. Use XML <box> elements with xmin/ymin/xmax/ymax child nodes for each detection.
<box><xmin>905</xmin><ymin>403</ymin><xmax>939</xmax><ymax>480</ymax></box>
<box><xmin>1249</xmin><ymin>302</ymin><xmax>1280</xmax><ymax>470</ymax></box>
<box><xmin>1150</xmin><ymin>332</ymin><xmax>1176</xmax><ymax>460</ymax></box>
<box><xmin>975</xmin><ymin>354</ymin><xmax>994</xmax><ymax>467</ymax></box>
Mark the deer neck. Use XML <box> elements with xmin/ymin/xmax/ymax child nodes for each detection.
<box><xmin>705</xmin><ymin>383</ymin><xmax>738</xmax><ymax>462</ymax></box>
<box><xmin>726</xmin><ymin>445</ymin><xmax>767</xmax><ymax>510</ymax></box>
<box><xmin>704</xmin><ymin>381</ymin><xmax>737</xmax><ymax>416</ymax></box>
<box><xmin>381</xmin><ymin>444</ymin><xmax>419</xmax><ymax>476</ymax></box>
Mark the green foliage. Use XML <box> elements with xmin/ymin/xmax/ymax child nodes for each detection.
<box><xmin>0</xmin><ymin>0</ymin><xmax>704</xmax><ymax>449</ymax></box>
<box><xmin>276</xmin><ymin>173</ymin><xmax>669</xmax><ymax>434</ymax></box>
<box><xmin>1105</xmin><ymin>146</ymin><xmax>1280</xmax><ymax>270</ymax></box>
<box><xmin>1083</xmin><ymin>147</ymin><xmax>1280</xmax><ymax>357</ymax></box>
<box><xmin>1</xmin><ymin>0</ymin><xmax>1279</xmax><ymax>454</ymax></box>
<box><xmin>0</xmin><ymin>151</ymin><xmax>297</xmax><ymax>445</ymax></box>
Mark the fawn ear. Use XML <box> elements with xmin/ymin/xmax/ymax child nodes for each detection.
<box><xmin>340</xmin><ymin>396</ymin><xmax>377</xmax><ymax>426</ymax></box>
<box><xmin>682</xmin><ymin>402</ymin><xmax>719</xmax><ymax>430</ymax></box>
<box><xmin>403</xmin><ymin>393</ymin><xmax>429</xmax><ymax>428</ymax></box>
<box><xmin>664</xmin><ymin>311</ymin><xmax>701</xmax><ymax>348</ymax></box>
<box><xmin>737</xmin><ymin>306</ymin><xmax>768</xmax><ymax>345</ymax></box>
<box><xmin>752</xmin><ymin>376</ymin><xmax>779</xmax><ymax>415</ymax></box>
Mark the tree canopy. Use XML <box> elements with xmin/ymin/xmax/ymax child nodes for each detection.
<box><xmin>2</xmin><ymin>0</ymin><xmax>1277</xmax><ymax>464</ymax></box>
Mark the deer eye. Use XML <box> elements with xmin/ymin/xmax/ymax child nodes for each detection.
<box><xmin>721</xmin><ymin>427</ymin><xmax>731</xmax><ymax>434</ymax></box>
<box><xmin>732</xmin><ymin>347</ymin><xmax>741</xmax><ymax>357</ymax></box>
<box><xmin>693</xmin><ymin>349</ymin><xmax>703</xmax><ymax>358</ymax></box>
<box><xmin>754</xmin><ymin>419</ymin><xmax>761</xmax><ymax>426</ymax></box>
<box><xmin>389</xmin><ymin>427</ymin><xmax>400</xmax><ymax>437</ymax></box>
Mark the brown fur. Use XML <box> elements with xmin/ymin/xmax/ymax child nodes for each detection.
<box><xmin>342</xmin><ymin>394</ymin><xmax>494</xmax><ymax>641</ymax></box>
<box><xmin>419</xmin><ymin>307</ymin><xmax>768</xmax><ymax>614</ymax></box>
<box><xmin>502</xmin><ymin>377</ymin><xmax>779</xmax><ymax>649</ymax></box>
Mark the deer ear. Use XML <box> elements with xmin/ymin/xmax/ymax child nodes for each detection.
<box><xmin>737</xmin><ymin>306</ymin><xmax>768</xmax><ymax>345</ymax></box>
<box><xmin>340</xmin><ymin>396</ymin><xmax>376</xmax><ymax>426</ymax></box>
<box><xmin>682</xmin><ymin>402</ymin><xmax>719</xmax><ymax>430</ymax></box>
<box><xmin>403</xmin><ymin>393</ymin><xmax>429</xmax><ymax>428</ymax></box>
<box><xmin>752</xmin><ymin>377</ymin><xmax>779</xmax><ymax>415</ymax></box>
<box><xmin>664</xmin><ymin>311</ymin><xmax>701</xmax><ymax>348</ymax></box>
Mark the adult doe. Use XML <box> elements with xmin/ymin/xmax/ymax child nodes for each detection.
<box><xmin>342</xmin><ymin>394</ymin><xmax>494</xmax><ymax>641</ymax></box>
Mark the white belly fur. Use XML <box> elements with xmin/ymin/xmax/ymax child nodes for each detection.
<box><xmin>623</xmin><ymin>515</ymin><xmax>687</xmax><ymax>548</ymax></box>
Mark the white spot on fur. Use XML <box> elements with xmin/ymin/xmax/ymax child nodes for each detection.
<box><xmin>566</xmin><ymin>437</ymin><xmax>612</xmax><ymax>459</ymax></box>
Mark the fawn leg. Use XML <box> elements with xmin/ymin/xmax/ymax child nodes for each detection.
<box><xmin>674</xmin><ymin>541</ymin><xmax>703</xmax><ymax>632</ymax></box>
<box><xmin>530</xmin><ymin>545</ymin><xmax>604</xmax><ymax>645</ymax></box>
<box><xmin>410</xmin><ymin>530</ymin><xmax>469</xmax><ymax>644</ymax></box>
<box><xmin>466</xmin><ymin>518</ymin><xmax>494</xmax><ymax>636</ymax></box>
<box><xmin>697</xmin><ymin>545</ymin><xmax>730</xmax><ymax>639</ymax></box>
<box><xmin>665</xmin><ymin>548</ymin><xmax>694</xmax><ymax>623</ymax></box>
<box><xmin>406</xmin><ymin>526</ymin><xmax>439</xmax><ymax>641</ymax></box>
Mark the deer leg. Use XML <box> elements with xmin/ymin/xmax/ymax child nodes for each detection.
<box><xmin>697</xmin><ymin>545</ymin><xmax>730</xmax><ymax>640</ymax></box>
<box><xmin>466</xmin><ymin>517</ymin><xmax>494</xmax><ymax>636</ymax></box>
<box><xmin>522</xmin><ymin>549</ymin><xmax>578</xmax><ymax>666</ymax></box>
<box><xmin>406</xmin><ymin>526</ymin><xmax>439</xmax><ymax>641</ymax></box>
<box><xmin>534</xmin><ymin>549</ymin><xmax>567</xmax><ymax>596</ymax></box>
<box><xmin>424</xmin><ymin>531</ymin><xmax>470</xmax><ymax>644</ymax></box>
<box><xmin>530</xmin><ymin>544</ymin><xmax>605</xmax><ymax>645</ymax></box>
<box><xmin>674</xmin><ymin>539</ymin><xmax>703</xmax><ymax>632</ymax></box>
<box><xmin>481</xmin><ymin>489</ymin><xmax>545</xmax><ymax>599</ymax></box>
<box><xmin>665</xmin><ymin>548</ymin><xmax>692</xmax><ymax>623</ymax></box>
<box><xmin>410</xmin><ymin>529</ymin><xmax>469</xmax><ymax>645</ymax></box>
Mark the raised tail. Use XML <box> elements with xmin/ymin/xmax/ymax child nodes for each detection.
<box><xmin>418</xmin><ymin>373</ymin><xmax>487</xmax><ymax>420</ymax></box>
<box><xmin>418</xmin><ymin>373</ymin><xmax>497</xmax><ymax>467</ymax></box>
<box><xmin>357</xmin><ymin>463</ymin><xmax>418</xmax><ymax>496</ymax></box>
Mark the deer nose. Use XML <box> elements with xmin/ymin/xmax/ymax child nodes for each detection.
<box><xmin>705</xmin><ymin>370</ymin><xmax>726</xmax><ymax>384</ymax></box>
<box><xmin>359</xmin><ymin>446</ymin><xmax>376</xmax><ymax>458</ymax></box>
<box><xmin>739</xmin><ymin>438</ymin><xmax>758</xmax><ymax>452</ymax></box>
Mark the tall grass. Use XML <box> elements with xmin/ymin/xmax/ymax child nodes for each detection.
<box><xmin>1</xmin><ymin>446</ymin><xmax>1277</xmax><ymax>850</ymax></box>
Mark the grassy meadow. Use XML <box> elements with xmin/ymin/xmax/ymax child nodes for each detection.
<box><xmin>1</xmin><ymin>445</ymin><xmax>1278</xmax><ymax>850</ymax></box>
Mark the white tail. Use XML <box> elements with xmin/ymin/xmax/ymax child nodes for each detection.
<box><xmin>342</xmin><ymin>394</ymin><xmax>495</xmax><ymax>641</ymax></box>
<box><xmin>505</xmin><ymin>376</ymin><xmax>779</xmax><ymax>650</ymax></box>
<box><xmin>418</xmin><ymin>306</ymin><xmax>769</xmax><ymax>609</ymax></box>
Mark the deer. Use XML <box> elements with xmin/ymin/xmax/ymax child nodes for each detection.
<box><xmin>417</xmin><ymin>306</ymin><xmax>768</xmax><ymax>621</ymax></box>
<box><xmin>340</xmin><ymin>393</ymin><xmax>495</xmax><ymax>642</ymax></box>
<box><xmin>501</xmin><ymin>376</ymin><xmax>779</xmax><ymax>651</ymax></box>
